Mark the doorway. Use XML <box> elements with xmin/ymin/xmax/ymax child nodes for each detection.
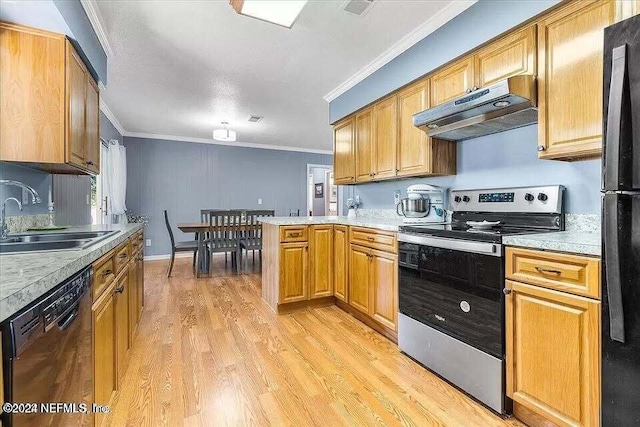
<box><xmin>306</xmin><ymin>164</ymin><xmax>333</xmax><ymax>216</ymax></box>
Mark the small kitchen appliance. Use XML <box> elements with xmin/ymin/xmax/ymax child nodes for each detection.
<box><xmin>396</xmin><ymin>184</ymin><xmax>447</xmax><ymax>224</ymax></box>
<box><xmin>397</xmin><ymin>185</ymin><xmax>564</xmax><ymax>415</ymax></box>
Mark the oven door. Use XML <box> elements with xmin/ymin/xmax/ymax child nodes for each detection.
<box><xmin>398</xmin><ymin>235</ymin><xmax>505</xmax><ymax>358</ymax></box>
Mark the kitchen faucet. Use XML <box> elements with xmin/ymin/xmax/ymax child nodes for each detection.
<box><xmin>0</xmin><ymin>180</ymin><xmax>42</xmax><ymax>240</ymax></box>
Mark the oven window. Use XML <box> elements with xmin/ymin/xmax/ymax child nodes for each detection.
<box><xmin>399</xmin><ymin>243</ymin><xmax>505</xmax><ymax>357</ymax></box>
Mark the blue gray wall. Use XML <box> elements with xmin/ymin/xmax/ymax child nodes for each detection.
<box><xmin>124</xmin><ymin>137</ymin><xmax>332</xmax><ymax>256</ymax></box>
<box><xmin>331</xmin><ymin>0</ymin><xmax>601</xmax><ymax>215</ymax></box>
<box><xmin>347</xmin><ymin>125</ymin><xmax>601</xmax><ymax>214</ymax></box>
<box><xmin>329</xmin><ymin>0</ymin><xmax>560</xmax><ymax>122</ymax></box>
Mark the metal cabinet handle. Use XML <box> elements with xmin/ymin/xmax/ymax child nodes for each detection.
<box><xmin>86</xmin><ymin>161</ymin><xmax>94</xmax><ymax>166</ymax></box>
<box><xmin>118</xmin><ymin>253</ymin><xmax>128</xmax><ymax>259</ymax></box>
<box><xmin>535</xmin><ymin>266</ymin><xmax>561</xmax><ymax>275</ymax></box>
<box><xmin>289</xmin><ymin>232</ymin><xmax>300</xmax><ymax>237</ymax></box>
<box><xmin>115</xmin><ymin>285</ymin><xmax>124</xmax><ymax>294</ymax></box>
<box><xmin>366</xmin><ymin>236</ymin><xmax>375</xmax><ymax>241</ymax></box>
<box><xmin>102</xmin><ymin>269</ymin><xmax>113</xmax><ymax>277</ymax></box>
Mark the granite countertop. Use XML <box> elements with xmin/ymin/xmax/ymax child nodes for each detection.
<box><xmin>503</xmin><ymin>231</ymin><xmax>601</xmax><ymax>256</ymax></box>
<box><xmin>259</xmin><ymin>216</ymin><xmax>408</xmax><ymax>232</ymax></box>
<box><xmin>0</xmin><ymin>223</ymin><xmax>143</xmax><ymax>322</ymax></box>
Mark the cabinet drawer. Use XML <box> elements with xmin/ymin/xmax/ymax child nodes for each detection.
<box><xmin>114</xmin><ymin>243</ymin><xmax>130</xmax><ymax>273</ymax></box>
<box><xmin>506</xmin><ymin>247</ymin><xmax>600</xmax><ymax>299</ymax></box>
<box><xmin>279</xmin><ymin>226</ymin><xmax>308</xmax><ymax>242</ymax></box>
<box><xmin>349</xmin><ymin>227</ymin><xmax>397</xmax><ymax>253</ymax></box>
<box><xmin>93</xmin><ymin>253</ymin><xmax>116</xmax><ymax>301</ymax></box>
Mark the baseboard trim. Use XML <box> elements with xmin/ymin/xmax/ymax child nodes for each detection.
<box><xmin>143</xmin><ymin>252</ymin><xmax>193</xmax><ymax>261</ymax></box>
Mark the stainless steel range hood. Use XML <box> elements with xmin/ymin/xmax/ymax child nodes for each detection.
<box><xmin>413</xmin><ymin>75</ymin><xmax>537</xmax><ymax>141</ymax></box>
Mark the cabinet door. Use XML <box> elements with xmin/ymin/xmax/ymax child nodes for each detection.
<box><xmin>430</xmin><ymin>56</ymin><xmax>475</xmax><ymax>106</ymax></box>
<box><xmin>370</xmin><ymin>251</ymin><xmax>398</xmax><ymax>331</ymax></box>
<box><xmin>92</xmin><ymin>289</ymin><xmax>115</xmax><ymax>427</ymax></box>
<box><xmin>137</xmin><ymin>250</ymin><xmax>144</xmax><ymax>319</ymax></box>
<box><xmin>349</xmin><ymin>245</ymin><xmax>370</xmax><ymax>314</ymax></box>
<box><xmin>333</xmin><ymin>118</ymin><xmax>355</xmax><ymax>184</ymax></box>
<box><xmin>396</xmin><ymin>79</ymin><xmax>431</xmax><ymax>177</ymax></box>
<box><xmin>310</xmin><ymin>225</ymin><xmax>333</xmax><ymax>299</ymax></box>
<box><xmin>372</xmin><ymin>95</ymin><xmax>397</xmax><ymax>180</ymax></box>
<box><xmin>66</xmin><ymin>42</ymin><xmax>87</xmax><ymax>168</ymax></box>
<box><xmin>475</xmin><ymin>25</ymin><xmax>536</xmax><ymax>88</ymax></box>
<box><xmin>355</xmin><ymin>108</ymin><xmax>374</xmax><ymax>183</ymax></box>
<box><xmin>333</xmin><ymin>225</ymin><xmax>348</xmax><ymax>302</ymax></box>
<box><xmin>114</xmin><ymin>270</ymin><xmax>129</xmax><ymax>383</ymax></box>
<box><xmin>537</xmin><ymin>0</ymin><xmax>615</xmax><ymax>160</ymax></box>
<box><xmin>84</xmin><ymin>78</ymin><xmax>100</xmax><ymax>174</ymax></box>
<box><xmin>128</xmin><ymin>259</ymin><xmax>138</xmax><ymax>343</ymax></box>
<box><xmin>279</xmin><ymin>242</ymin><xmax>309</xmax><ymax>303</ymax></box>
<box><xmin>506</xmin><ymin>280</ymin><xmax>600</xmax><ymax>427</ymax></box>
<box><xmin>0</xmin><ymin>23</ymin><xmax>65</xmax><ymax>164</ymax></box>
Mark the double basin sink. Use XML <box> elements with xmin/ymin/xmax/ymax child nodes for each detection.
<box><xmin>0</xmin><ymin>230</ymin><xmax>119</xmax><ymax>254</ymax></box>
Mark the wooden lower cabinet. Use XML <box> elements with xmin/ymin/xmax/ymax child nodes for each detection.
<box><xmin>349</xmin><ymin>245</ymin><xmax>371</xmax><ymax>314</ymax></box>
<box><xmin>506</xmin><ymin>280</ymin><xmax>600</xmax><ymax>427</ymax></box>
<box><xmin>92</xmin><ymin>283</ymin><xmax>116</xmax><ymax>427</ymax></box>
<box><xmin>279</xmin><ymin>242</ymin><xmax>309</xmax><ymax>303</ymax></box>
<box><xmin>114</xmin><ymin>269</ymin><xmax>129</xmax><ymax>382</ymax></box>
<box><xmin>309</xmin><ymin>225</ymin><xmax>333</xmax><ymax>298</ymax></box>
<box><xmin>128</xmin><ymin>257</ymin><xmax>139</xmax><ymax>342</ymax></box>
<box><xmin>333</xmin><ymin>225</ymin><xmax>349</xmax><ymax>302</ymax></box>
<box><xmin>349</xmin><ymin>244</ymin><xmax>398</xmax><ymax>332</ymax></box>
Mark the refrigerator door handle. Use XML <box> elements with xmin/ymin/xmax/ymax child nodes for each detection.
<box><xmin>604</xmin><ymin>193</ymin><xmax>626</xmax><ymax>343</ymax></box>
<box><xmin>604</xmin><ymin>45</ymin><xmax>627</xmax><ymax>189</ymax></box>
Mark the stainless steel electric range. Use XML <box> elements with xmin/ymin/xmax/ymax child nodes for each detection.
<box><xmin>397</xmin><ymin>185</ymin><xmax>565</xmax><ymax>415</ymax></box>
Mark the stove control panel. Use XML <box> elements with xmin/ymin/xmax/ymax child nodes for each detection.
<box><xmin>450</xmin><ymin>185</ymin><xmax>564</xmax><ymax>214</ymax></box>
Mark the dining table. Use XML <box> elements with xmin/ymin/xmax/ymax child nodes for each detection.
<box><xmin>177</xmin><ymin>222</ymin><xmax>250</xmax><ymax>277</ymax></box>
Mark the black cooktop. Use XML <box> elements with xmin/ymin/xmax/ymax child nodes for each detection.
<box><xmin>399</xmin><ymin>223</ymin><xmax>560</xmax><ymax>244</ymax></box>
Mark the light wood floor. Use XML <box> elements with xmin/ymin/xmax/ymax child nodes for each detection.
<box><xmin>105</xmin><ymin>256</ymin><xmax>526</xmax><ymax>427</ymax></box>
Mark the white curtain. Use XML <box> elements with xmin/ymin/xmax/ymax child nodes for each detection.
<box><xmin>103</xmin><ymin>140</ymin><xmax>127</xmax><ymax>224</ymax></box>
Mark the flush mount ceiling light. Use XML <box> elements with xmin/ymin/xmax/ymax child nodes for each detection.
<box><xmin>213</xmin><ymin>122</ymin><xmax>237</xmax><ymax>142</ymax></box>
<box><xmin>230</xmin><ymin>0</ymin><xmax>308</xmax><ymax>28</ymax></box>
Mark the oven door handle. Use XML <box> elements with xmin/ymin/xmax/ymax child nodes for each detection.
<box><xmin>398</xmin><ymin>233</ymin><xmax>502</xmax><ymax>256</ymax></box>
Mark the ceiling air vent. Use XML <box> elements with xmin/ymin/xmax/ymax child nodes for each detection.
<box><xmin>341</xmin><ymin>0</ymin><xmax>374</xmax><ymax>16</ymax></box>
<box><xmin>248</xmin><ymin>115</ymin><xmax>263</xmax><ymax>123</ymax></box>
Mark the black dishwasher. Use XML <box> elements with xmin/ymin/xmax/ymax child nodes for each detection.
<box><xmin>1</xmin><ymin>267</ymin><xmax>93</xmax><ymax>427</ymax></box>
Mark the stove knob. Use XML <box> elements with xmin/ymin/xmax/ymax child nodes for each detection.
<box><xmin>454</xmin><ymin>196</ymin><xmax>461</xmax><ymax>203</ymax></box>
<box><xmin>524</xmin><ymin>193</ymin><xmax>535</xmax><ymax>202</ymax></box>
<box><xmin>462</xmin><ymin>196</ymin><xmax>471</xmax><ymax>203</ymax></box>
<box><xmin>538</xmin><ymin>193</ymin><xmax>548</xmax><ymax>202</ymax></box>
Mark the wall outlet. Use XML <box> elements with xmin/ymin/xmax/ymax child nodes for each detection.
<box><xmin>145</xmin><ymin>239</ymin><xmax>151</xmax><ymax>247</ymax></box>
<box><xmin>258</xmin><ymin>198</ymin><xmax>262</xmax><ymax>205</ymax></box>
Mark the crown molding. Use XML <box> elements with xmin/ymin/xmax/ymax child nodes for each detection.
<box><xmin>99</xmin><ymin>99</ymin><xmax>126</xmax><ymax>136</ymax></box>
<box><xmin>123</xmin><ymin>131</ymin><xmax>333</xmax><ymax>155</ymax></box>
<box><xmin>323</xmin><ymin>0</ymin><xmax>477</xmax><ymax>103</ymax></box>
<box><xmin>80</xmin><ymin>0</ymin><xmax>114</xmax><ymax>58</ymax></box>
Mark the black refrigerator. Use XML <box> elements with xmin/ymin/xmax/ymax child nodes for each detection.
<box><xmin>602</xmin><ymin>14</ymin><xmax>640</xmax><ymax>427</ymax></box>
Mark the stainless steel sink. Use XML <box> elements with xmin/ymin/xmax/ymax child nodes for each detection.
<box><xmin>0</xmin><ymin>230</ymin><xmax>119</xmax><ymax>254</ymax></box>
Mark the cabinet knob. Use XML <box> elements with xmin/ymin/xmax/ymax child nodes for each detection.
<box><xmin>502</xmin><ymin>288</ymin><xmax>512</xmax><ymax>295</ymax></box>
<box><xmin>86</xmin><ymin>161</ymin><xmax>94</xmax><ymax>166</ymax></box>
<box><xmin>115</xmin><ymin>285</ymin><xmax>124</xmax><ymax>294</ymax></box>
<box><xmin>537</xmin><ymin>145</ymin><xmax>546</xmax><ymax>152</ymax></box>
<box><xmin>472</xmin><ymin>86</ymin><xmax>479</xmax><ymax>91</ymax></box>
<box><xmin>466</xmin><ymin>88</ymin><xmax>472</xmax><ymax>94</ymax></box>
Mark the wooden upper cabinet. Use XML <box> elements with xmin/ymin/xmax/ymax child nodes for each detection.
<box><xmin>67</xmin><ymin>45</ymin><xmax>87</xmax><ymax>169</ymax></box>
<box><xmin>372</xmin><ymin>95</ymin><xmax>397</xmax><ymax>180</ymax></box>
<box><xmin>0</xmin><ymin>23</ymin><xmax>100</xmax><ymax>174</ymax></box>
<box><xmin>537</xmin><ymin>0</ymin><xmax>616</xmax><ymax>160</ymax></box>
<box><xmin>309</xmin><ymin>225</ymin><xmax>333</xmax><ymax>299</ymax></box>
<box><xmin>279</xmin><ymin>242</ymin><xmax>309</xmax><ymax>304</ymax></box>
<box><xmin>333</xmin><ymin>225</ymin><xmax>348</xmax><ymax>303</ymax></box>
<box><xmin>355</xmin><ymin>108</ymin><xmax>374</xmax><ymax>183</ymax></box>
<box><xmin>85</xmin><ymin>78</ymin><xmax>100</xmax><ymax>173</ymax></box>
<box><xmin>430</xmin><ymin>56</ymin><xmax>475</xmax><ymax>106</ymax></box>
<box><xmin>397</xmin><ymin>79</ymin><xmax>430</xmax><ymax>177</ymax></box>
<box><xmin>475</xmin><ymin>25</ymin><xmax>537</xmax><ymax>88</ymax></box>
<box><xmin>0</xmin><ymin>23</ymin><xmax>65</xmax><ymax>164</ymax></box>
<box><xmin>370</xmin><ymin>250</ymin><xmax>398</xmax><ymax>331</ymax></box>
<box><xmin>506</xmin><ymin>280</ymin><xmax>600</xmax><ymax>427</ymax></box>
<box><xmin>333</xmin><ymin>117</ymin><xmax>355</xmax><ymax>184</ymax></box>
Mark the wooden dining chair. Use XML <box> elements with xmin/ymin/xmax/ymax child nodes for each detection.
<box><xmin>240</xmin><ymin>210</ymin><xmax>274</xmax><ymax>265</ymax></box>
<box><xmin>206</xmin><ymin>210</ymin><xmax>243</xmax><ymax>272</ymax></box>
<box><xmin>164</xmin><ymin>210</ymin><xmax>199</xmax><ymax>277</ymax></box>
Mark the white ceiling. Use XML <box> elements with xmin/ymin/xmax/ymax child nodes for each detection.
<box><xmin>96</xmin><ymin>0</ymin><xmax>466</xmax><ymax>152</ymax></box>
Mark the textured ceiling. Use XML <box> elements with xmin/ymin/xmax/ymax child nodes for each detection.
<box><xmin>97</xmin><ymin>0</ymin><xmax>456</xmax><ymax>151</ymax></box>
